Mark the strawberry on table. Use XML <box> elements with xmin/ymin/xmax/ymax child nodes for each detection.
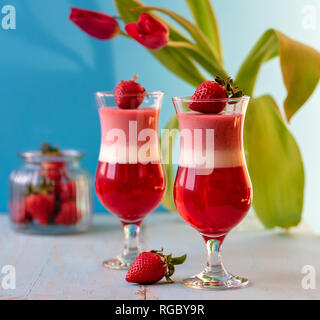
<box><xmin>114</xmin><ymin>74</ymin><xmax>146</xmax><ymax>109</ymax></box>
<box><xmin>189</xmin><ymin>77</ymin><xmax>243</xmax><ymax>114</ymax></box>
<box><xmin>126</xmin><ymin>249</ymin><xmax>187</xmax><ymax>285</ymax></box>
<box><xmin>54</xmin><ymin>201</ymin><xmax>79</xmax><ymax>225</ymax></box>
<box><xmin>25</xmin><ymin>192</ymin><xmax>55</xmax><ymax>225</ymax></box>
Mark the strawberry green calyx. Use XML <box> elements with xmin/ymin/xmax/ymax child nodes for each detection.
<box><xmin>152</xmin><ymin>249</ymin><xmax>187</xmax><ymax>283</ymax></box>
<box><xmin>215</xmin><ymin>76</ymin><xmax>244</xmax><ymax>100</ymax></box>
<box><xmin>26</xmin><ymin>179</ymin><xmax>54</xmax><ymax>196</ymax></box>
<box><xmin>40</xmin><ymin>143</ymin><xmax>60</xmax><ymax>155</ymax></box>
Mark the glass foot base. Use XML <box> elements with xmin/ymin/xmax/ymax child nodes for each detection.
<box><xmin>183</xmin><ymin>273</ymin><xmax>249</xmax><ymax>290</ymax></box>
<box><xmin>102</xmin><ymin>255</ymin><xmax>137</xmax><ymax>270</ymax></box>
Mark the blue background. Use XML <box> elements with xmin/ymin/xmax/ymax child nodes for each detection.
<box><xmin>1</xmin><ymin>0</ymin><xmax>320</xmax><ymax>231</ymax></box>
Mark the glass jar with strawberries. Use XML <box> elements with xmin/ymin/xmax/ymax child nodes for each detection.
<box><xmin>9</xmin><ymin>143</ymin><xmax>93</xmax><ymax>234</ymax></box>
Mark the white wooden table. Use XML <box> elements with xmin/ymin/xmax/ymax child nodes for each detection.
<box><xmin>0</xmin><ymin>213</ymin><xmax>319</xmax><ymax>300</ymax></box>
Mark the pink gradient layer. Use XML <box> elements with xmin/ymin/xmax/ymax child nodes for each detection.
<box><xmin>177</xmin><ymin>112</ymin><xmax>245</xmax><ymax>169</ymax></box>
<box><xmin>98</xmin><ymin>107</ymin><xmax>160</xmax><ymax>163</ymax></box>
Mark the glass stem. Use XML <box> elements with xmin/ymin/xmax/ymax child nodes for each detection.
<box><xmin>122</xmin><ymin>224</ymin><xmax>141</xmax><ymax>259</ymax></box>
<box><xmin>205</xmin><ymin>239</ymin><xmax>227</xmax><ymax>275</ymax></box>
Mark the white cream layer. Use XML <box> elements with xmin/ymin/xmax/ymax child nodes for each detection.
<box><xmin>99</xmin><ymin>144</ymin><xmax>161</xmax><ymax>164</ymax></box>
<box><xmin>179</xmin><ymin>147</ymin><xmax>244</xmax><ymax>169</ymax></box>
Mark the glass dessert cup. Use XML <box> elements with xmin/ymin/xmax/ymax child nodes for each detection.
<box><xmin>173</xmin><ymin>96</ymin><xmax>252</xmax><ymax>289</ymax></box>
<box><xmin>95</xmin><ymin>92</ymin><xmax>166</xmax><ymax>270</ymax></box>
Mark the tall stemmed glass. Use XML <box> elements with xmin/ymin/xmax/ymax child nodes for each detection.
<box><xmin>173</xmin><ymin>96</ymin><xmax>252</xmax><ymax>289</ymax></box>
<box><xmin>95</xmin><ymin>92</ymin><xmax>166</xmax><ymax>270</ymax></box>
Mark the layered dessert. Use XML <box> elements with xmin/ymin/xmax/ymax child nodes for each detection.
<box><xmin>174</xmin><ymin>78</ymin><xmax>252</xmax><ymax>238</ymax></box>
<box><xmin>95</xmin><ymin>75</ymin><xmax>166</xmax><ymax>225</ymax></box>
<box><xmin>174</xmin><ymin>112</ymin><xmax>252</xmax><ymax>237</ymax></box>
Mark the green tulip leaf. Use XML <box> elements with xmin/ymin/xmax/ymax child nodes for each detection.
<box><xmin>236</xmin><ymin>29</ymin><xmax>320</xmax><ymax>121</ymax></box>
<box><xmin>277</xmin><ymin>31</ymin><xmax>320</xmax><ymax>121</ymax></box>
<box><xmin>150</xmin><ymin>47</ymin><xmax>207</xmax><ymax>87</ymax></box>
<box><xmin>244</xmin><ymin>95</ymin><xmax>305</xmax><ymax>228</ymax></box>
<box><xmin>185</xmin><ymin>0</ymin><xmax>223</xmax><ymax>64</ymax></box>
<box><xmin>114</xmin><ymin>0</ymin><xmax>206</xmax><ymax>86</ymax></box>
<box><xmin>167</xmin><ymin>41</ymin><xmax>227</xmax><ymax>78</ymax></box>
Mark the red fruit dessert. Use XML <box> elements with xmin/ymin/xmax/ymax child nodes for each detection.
<box><xmin>174</xmin><ymin>110</ymin><xmax>252</xmax><ymax>237</ymax></box>
<box><xmin>25</xmin><ymin>192</ymin><xmax>55</xmax><ymax>225</ymax></box>
<box><xmin>126</xmin><ymin>250</ymin><xmax>186</xmax><ymax>284</ymax></box>
<box><xmin>114</xmin><ymin>74</ymin><xmax>146</xmax><ymax>109</ymax></box>
<box><xmin>54</xmin><ymin>202</ymin><xmax>79</xmax><ymax>225</ymax></box>
<box><xmin>96</xmin><ymin>107</ymin><xmax>166</xmax><ymax>224</ymax></box>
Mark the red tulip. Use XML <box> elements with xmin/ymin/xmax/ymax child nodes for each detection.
<box><xmin>125</xmin><ymin>13</ymin><xmax>169</xmax><ymax>50</ymax></box>
<box><xmin>69</xmin><ymin>7</ymin><xmax>120</xmax><ymax>40</ymax></box>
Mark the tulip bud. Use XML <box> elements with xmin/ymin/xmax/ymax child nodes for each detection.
<box><xmin>69</xmin><ymin>7</ymin><xmax>120</xmax><ymax>40</ymax></box>
<box><xmin>125</xmin><ymin>13</ymin><xmax>169</xmax><ymax>50</ymax></box>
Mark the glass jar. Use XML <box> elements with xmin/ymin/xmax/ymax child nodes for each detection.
<box><xmin>9</xmin><ymin>150</ymin><xmax>93</xmax><ymax>234</ymax></box>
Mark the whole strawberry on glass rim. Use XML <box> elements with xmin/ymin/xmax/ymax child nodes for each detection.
<box><xmin>189</xmin><ymin>77</ymin><xmax>244</xmax><ymax>114</ymax></box>
<box><xmin>114</xmin><ymin>73</ymin><xmax>146</xmax><ymax>109</ymax></box>
<box><xmin>126</xmin><ymin>249</ymin><xmax>187</xmax><ymax>285</ymax></box>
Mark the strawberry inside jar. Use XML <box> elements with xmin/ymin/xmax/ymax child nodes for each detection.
<box><xmin>40</xmin><ymin>143</ymin><xmax>67</xmax><ymax>182</ymax></box>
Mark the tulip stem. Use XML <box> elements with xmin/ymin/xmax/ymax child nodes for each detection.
<box><xmin>120</xmin><ymin>30</ymin><xmax>130</xmax><ymax>38</ymax></box>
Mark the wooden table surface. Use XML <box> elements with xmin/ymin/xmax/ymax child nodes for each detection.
<box><xmin>0</xmin><ymin>213</ymin><xmax>319</xmax><ymax>300</ymax></box>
